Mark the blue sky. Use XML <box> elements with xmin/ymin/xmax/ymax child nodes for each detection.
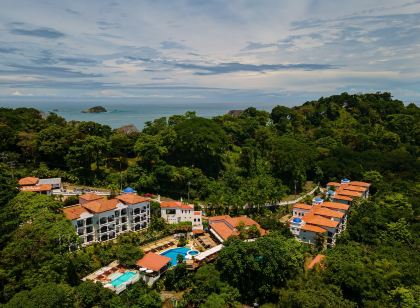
<box><xmin>0</xmin><ymin>0</ymin><xmax>420</xmax><ymax>105</ymax></box>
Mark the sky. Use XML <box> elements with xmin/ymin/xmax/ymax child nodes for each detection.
<box><xmin>0</xmin><ymin>0</ymin><xmax>420</xmax><ymax>106</ymax></box>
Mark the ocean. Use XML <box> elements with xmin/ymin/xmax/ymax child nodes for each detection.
<box><xmin>0</xmin><ymin>100</ymin><xmax>281</xmax><ymax>129</ymax></box>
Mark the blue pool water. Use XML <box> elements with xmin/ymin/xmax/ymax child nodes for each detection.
<box><xmin>160</xmin><ymin>247</ymin><xmax>192</xmax><ymax>266</ymax></box>
<box><xmin>110</xmin><ymin>271</ymin><xmax>136</xmax><ymax>287</ymax></box>
<box><xmin>188</xmin><ymin>250</ymin><xmax>199</xmax><ymax>256</ymax></box>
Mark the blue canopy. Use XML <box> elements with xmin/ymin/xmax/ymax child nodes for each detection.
<box><xmin>314</xmin><ymin>197</ymin><xmax>323</xmax><ymax>202</ymax></box>
<box><xmin>122</xmin><ymin>187</ymin><xmax>136</xmax><ymax>193</ymax></box>
<box><xmin>292</xmin><ymin>217</ymin><xmax>302</xmax><ymax>223</ymax></box>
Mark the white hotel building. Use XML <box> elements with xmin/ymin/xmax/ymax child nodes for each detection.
<box><xmin>63</xmin><ymin>193</ymin><xmax>150</xmax><ymax>245</ymax></box>
<box><xmin>160</xmin><ymin>201</ymin><xmax>203</xmax><ymax>230</ymax></box>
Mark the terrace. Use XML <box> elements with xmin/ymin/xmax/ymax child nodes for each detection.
<box><xmin>83</xmin><ymin>261</ymin><xmax>140</xmax><ymax>294</ymax></box>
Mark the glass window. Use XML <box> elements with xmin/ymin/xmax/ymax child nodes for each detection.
<box><xmin>85</xmin><ymin>218</ymin><xmax>92</xmax><ymax>225</ymax></box>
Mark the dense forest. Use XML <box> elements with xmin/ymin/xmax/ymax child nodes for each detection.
<box><xmin>0</xmin><ymin>92</ymin><xmax>419</xmax><ymax>307</ymax></box>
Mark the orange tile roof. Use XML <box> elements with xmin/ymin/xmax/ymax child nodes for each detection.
<box><xmin>116</xmin><ymin>193</ymin><xmax>150</xmax><ymax>205</ymax></box>
<box><xmin>343</xmin><ymin>185</ymin><xmax>368</xmax><ymax>192</ymax></box>
<box><xmin>136</xmin><ymin>252</ymin><xmax>171</xmax><ymax>271</ymax></box>
<box><xmin>337</xmin><ymin>189</ymin><xmax>362</xmax><ymax>197</ymax></box>
<box><xmin>63</xmin><ymin>205</ymin><xmax>89</xmax><ymax>220</ymax></box>
<box><xmin>160</xmin><ymin>201</ymin><xmax>193</xmax><ymax>210</ymax></box>
<box><xmin>314</xmin><ymin>207</ymin><xmax>344</xmax><ymax>219</ymax></box>
<box><xmin>349</xmin><ymin>181</ymin><xmax>370</xmax><ymax>187</ymax></box>
<box><xmin>208</xmin><ymin>215</ymin><xmax>231</xmax><ymax>222</ymax></box>
<box><xmin>333</xmin><ymin>195</ymin><xmax>353</xmax><ymax>201</ymax></box>
<box><xmin>304</xmin><ymin>214</ymin><xmax>339</xmax><ymax>228</ymax></box>
<box><xmin>293</xmin><ymin>203</ymin><xmax>313</xmax><ymax>210</ymax></box>
<box><xmin>20</xmin><ymin>184</ymin><xmax>52</xmax><ymax>192</ymax></box>
<box><xmin>82</xmin><ymin>198</ymin><xmax>119</xmax><ymax>213</ymax></box>
<box><xmin>307</xmin><ymin>254</ymin><xmax>325</xmax><ymax>270</ymax></box>
<box><xmin>301</xmin><ymin>224</ymin><xmax>327</xmax><ymax>233</ymax></box>
<box><xmin>211</xmin><ymin>221</ymin><xmax>236</xmax><ymax>240</ymax></box>
<box><xmin>322</xmin><ymin>201</ymin><xmax>350</xmax><ymax>211</ymax></box>
<box><xmin>18</xmin><ymin>177</ymin><xmax>39</xmax><ymax>186</ymax></box>
<box><xmin>79</xmin><ymin>193</ymin><xmax>103</xmax><ymax>201</ymax></box>
<box><xmin>326</xmin><ymin>182</ymin><xmax>341</xmax><ymax>187</ymax></box>
<box><xmin>194</xmin><ymin>211</ymin><xmax>201</xmax><ymax>215</ymax></box>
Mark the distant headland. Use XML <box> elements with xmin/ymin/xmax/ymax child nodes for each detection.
<box><xmin>81</xmin><ymin>106</ymin><xmax>107</xmax><ymax>113</ymax></box>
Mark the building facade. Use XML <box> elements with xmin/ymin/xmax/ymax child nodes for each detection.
<box><xmin>289</xmin><ymin>179</ymin><xmax>370</xmax><ymax>247</ymax></box>
<box><xmin>160</xmin><ymin>201</ymin><xmax>203</xmax><ymax>230</ymax></box>
<box><xmin>63</xmin><ymin>193</ymin><xmax>150</xmax><ymax>245</ymax></box>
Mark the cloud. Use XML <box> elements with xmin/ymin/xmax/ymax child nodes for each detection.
<box><xmin>2</xmin><ymin>64</ymin><xmax>102</xmax><ymax>78</ymax></box>
<box><xmin>0</xmin><ymin>47</ymin><xmax>19</xmax><ymax>54</ymax></box>
<box><xmin>58</xmin><ymin>57</ymin><xmax>97</xmax><ymax>65</ymax></box>
<box><xmin>241</xmin><ymin>42</ymin><xmax>278</xmax><ymax>51</ymax></box>
<box><xmin>174</xmin><ymin>62</ymin><xmax>339</xmax><ymax>75</ymax></box>
<box><xmin>10</xmin><ymin>27</ymin><xmax>65</xmax><ymax>39</ymax></box>
<box><xmin>12</xmin><ymin>90</ymin><xmax>32</xmax><ymax>96</ymax></box>
<box><xmin>160</xmin><ymin>40</ymin><xmax>188</xmax><ymax>50</ymax></box>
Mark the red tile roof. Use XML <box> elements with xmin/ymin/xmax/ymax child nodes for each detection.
<box><xmin>63</xmin><ymin>205</ymin><xmax>89</xmax><ymax>220</ymax></box>
<box><xmin>116</xmin><ymin>193</ymin><xmax>150</xmax><ymax>204</ymax></box>
<box><xmin>293</xmin><ymin>203</ymin><xmax>313</xmax><ymax>210</ymax></box>
<box><xmin>82</xmin><ymin>198</ymin><xmax>119</xmax><ymax>213</ymax></box>
<box><xmin>326</xmin><ymin>182</ymin><xmax>341</xmax><ymax>187</ymax></box>
<box><xmin>209</xmin><ymin>215</ymin><xmax>266</xmax><ymax>239</ymax></box>
<box><xmin>194</xmin><ymin>211</ymin><xmax>201</xmax><ymax>215</ymax></box>
<box><xmin>20</xmin><ymin>184</ymin><xmax>52</xmax><ymax>192</ymax></box>
<box><xmin>313</xmin><ymin>207</ymin><xmax>344</xmax><ymax>219</ymax></box>
<box><xmin>333</xmin><ymin>195</ymin><xmax>353</xmax><ymax>201</ymax></box>
<box><xmin>136</xmin><ymin>252</ymin><xmax>171</xmax><ymax>271</ymax></box>
<box><xmin>338</xmin><ymin>190</ymin><xmax>362</xmax><ymax>198</ymax></box>
<box><xmin>208</xmin><ymin>215</ymin><xmax>231</xmax><ymax>222</ymax></box>
<box><xmin>349</xmin><ymin>181</ymin><xmax>370</xmax><ymax>187</ymax></box>
<box><xmin>304</xmin><ymin>214</ymin><xmax>339</xmax><ymax>228</ymax></box>
<box><xmin>307</xmin><ymin>254</ymin><xmax>325</xmax><ymax>270</ymax></box>
<box><xmin>211</xmin><ymin>221</ymin><xmax>237</xmax><ymax>240</ymax></box>
<box><xmin>18</xmin><ymin>177</ymin><xmax>39</xmax><ymax>186</ymax></box>
<box><xmin>342</xmin><ymin>185</ymin><xmax>368</xmax><ymax>192</ymax></box>
<box><xmin>160</xmin><ymin>201</ymin><xmax>193</xmax><ymax>210</ymax></box>
<box><xmin>301</xmin><ymin>224</ymin><xmax>327</xmax><ymax>233</ymax></box>
<box><xmin>79</xmin><ymin>193</ymin><xmax>103</xmax><ymax>201</ymax></box>
<box><xmin>322</xmin><ymin>202</ymin><xmax>350</xmax><ymax>211</ymax></box>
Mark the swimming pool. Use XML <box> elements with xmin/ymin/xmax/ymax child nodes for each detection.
<box><xmin>110</xmin><ymin>271</ymin><xmax>136</xmax><ymax>287</ymax></box>
<box><xmin>160</xmin><ymin>247</ymin><xmax>199</xmax><ymax>266</ymax></box>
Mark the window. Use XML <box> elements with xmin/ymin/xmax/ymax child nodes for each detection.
<box><xmin>100</xmin><ymin>226</ymin><xmax>107</xmax><ymax>233</ymax></box>
<box><xmin>86</xmin><ymin>226</ymin><xmax>93</xmax><ymax>234</ymax></box>
<box><xmin>100</xmin><ymin>217</ymin><xmax>107</xmax><ymax>224</ymax></box>
<box><xmin>121</xmin><ymin>217</ymin><xmax>127</xmax><ymax>223</ymax></box>
<box><xmin>121</xmin><ymin>209</ymin><xmax>127</xmax><ymax>216</ymax></box>
<box><xmin>101</xmin><ymin>234</ymin><xmax>108</xmax><ymax>241</ymax></box>
<box><xmin>115</xmin><ymin>210</ymin><xmax>120</xmax><ymax>217</ymax></box>
<box><xmin>86</xmin><ymin>217</ymin><xmax>92</xmax><ymax>225</ymax></box>
<box><xmin>77</xmin><ymin>220</ymin><xmax>84</xmax><ymax>227</ymax></box>
<box><xmin>134</xmin><ymin>208</ymin><xmax>140</xmax><ymax>215</ymax></box>
<box><xmin>122</xmin><ymin>224</ymin><xmax>127</xmax><ymax>231</ymax></box>
<box><xmin>77</xmin><ymin>228</ymin><xmax>84</xmax><ymax>235</ymax></box>
<box><xmin>87</xmin><ymin>235</ymin><xmax>94</xmax><ymax>242</ymax></box>
<box><xmin>166</xmin><ymin>209</ymin><xmax>176</xmax><ymax>215</ymax></box>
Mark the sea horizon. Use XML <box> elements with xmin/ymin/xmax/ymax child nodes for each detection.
<box><xmin>0</xmin><ymin>100</ymin><xmax>283</xmax><ymax>129</ymax></box>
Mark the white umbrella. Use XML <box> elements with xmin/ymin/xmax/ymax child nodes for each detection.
<box><xmin>146</xmin><ymin>269</ymin><xmax>153</xmax><ymax>274</ymax></box>
<box><xmin>140</xmin><ymin>268</ymin><xmax>147</xmax><ymax>272</ymax></box>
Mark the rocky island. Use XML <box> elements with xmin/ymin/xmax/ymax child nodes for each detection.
<box><xmin>81</xmin><ymin>106</ymin><xmax>107</xmax><ymax>113</ymax></box>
